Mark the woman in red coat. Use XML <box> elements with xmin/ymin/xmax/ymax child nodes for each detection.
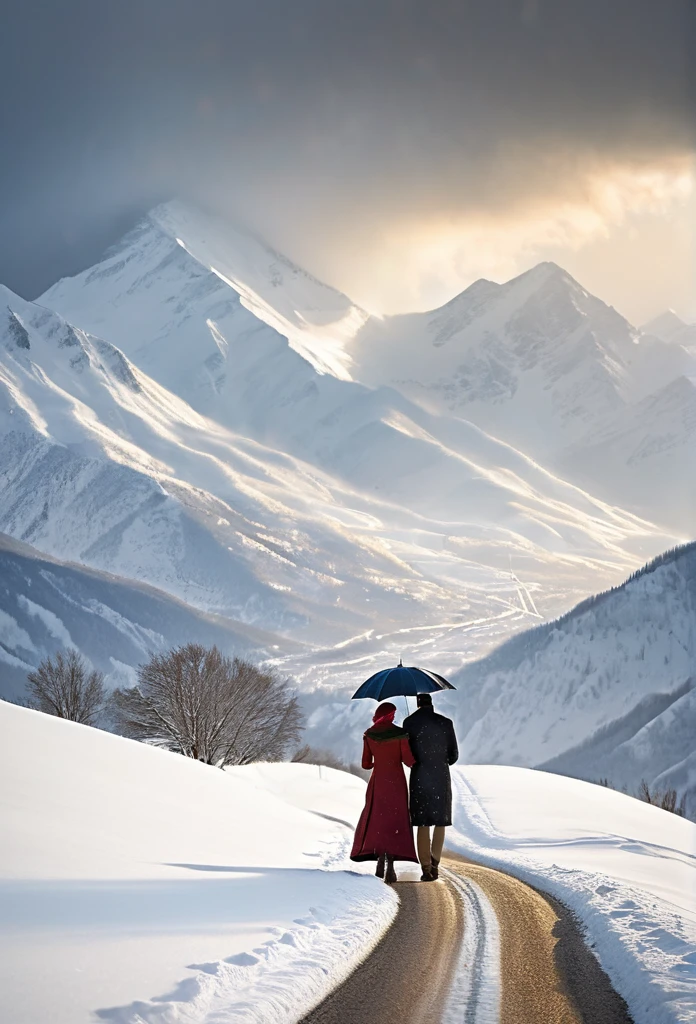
<box><xmin>350</xmin><ymin>702</ymin><xmax>418</xmax><ymax>883</ymax></box>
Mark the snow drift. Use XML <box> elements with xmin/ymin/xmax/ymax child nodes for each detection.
<box><xmin>0</xmin><ymin>700</ymin><xmax>397</xmax><ymax>1024</ymax></box>
<box><xmin>449</xmin><ymin>765</ymin><xmax>696</xmax><ymax>1024</ymax></box>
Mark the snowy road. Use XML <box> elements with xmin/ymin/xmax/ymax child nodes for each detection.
<box><xmin>300</xmin><ymin>857</ymin><xmax>633</xmax><ymax>1024</ymax></box>
<box><xmin>300</xmin><ymin>876</ymin><xmax>464</xmax><ymax>1024</ymax></box>
<box><xmin>447</xmin><ymin>856</ymin><xmax>633</xmax><ymax>1024</ymax></box>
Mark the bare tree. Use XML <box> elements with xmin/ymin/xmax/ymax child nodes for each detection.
<box><xmin>26</xmin><ymin>650</ymin><xmax>107</xmax><ymax>725</ymax></box>
<box><xmin>639</xmin><ymin>779</ymin><xmax>686</xmax><ymax>817</ymax></box>
<box><xmin>110</xmin><ymin>644</ymin><xmax>303</xmax><ymax>767</ymax></box>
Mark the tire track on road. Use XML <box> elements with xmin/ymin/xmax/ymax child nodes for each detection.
<box><xmin>298</xmin><ymin>876</ymin><xmax>464</xmax><ymax>1024</ymax></box>
<box><xmin>443</xmin><ymin>869</ymin><xmax>500</xmax><ymax>1024</ymax></box>
<box><xmin>299</xmin><ymin>854</ymin><xmax>634</xmax><ymax>1024</ymax></box>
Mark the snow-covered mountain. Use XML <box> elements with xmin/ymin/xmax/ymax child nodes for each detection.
<box><xmin>1</xmin><ymin>284</ymin><xmax>480</xmax><ymax>645</ymax></box>
<box><xmin>0</xmin><ymin>532</ymin><xmax>295</xmax><ymax>701</ymax></box>
<box><xmin>445</xmin><ymin>542</ymin><xmax>696</xmax><ymax>817</ymax></box>
<box><xmin>643</xmin><ymin>310</ymin><xmax>696</xmax><ymax>357</ymax></box>
<box><xmin>39</xmin><ymin>202</ymin><xmax>695</xmax><ymax>537</ymax></box>
<box><xmin>41</xmin><ymin>200</ymin><xmax>366</xmax><ymax>382</ymax></box>
<box><xmin>32</xmin><ymin>206</ymin><xmax>679</xmax><ymax>543</ymax></box>
<box><xmin>558</xmin><ymin>375</ymin><xmax>696</xmax><ymax>534</ymax></box>
<box><xmin>4</xmin><ymin>279</ymin><xmax>678</xmax><ymax>691</ymax></box>
<box><xmin>350</xmin><ymin>263</ymin><xmax>695</xmax><ymax>458</ymax></box>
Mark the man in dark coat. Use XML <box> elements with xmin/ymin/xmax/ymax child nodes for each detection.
<box><xmin>403</xmin><ymin>693</ymin><xmax>459</xmax><ymax>881</ymax></box>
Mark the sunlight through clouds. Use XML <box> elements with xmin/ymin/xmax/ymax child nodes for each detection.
<box><xmin>342</xmin><ymin>156</ymin><xmax>695</xmax><ymax>319</ymax></box>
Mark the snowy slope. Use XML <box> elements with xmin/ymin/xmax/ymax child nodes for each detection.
<box><xmin>42</xmin><ymin>200</ymin><xmax>365</xmax><ymax>381</ymax></box>
<box><xmin>0</xmin><ymin>700</ymin><xmax>398</xmax><ymax>1024</ymax></box>
<box><xmin>351</xmin><ymin>263</ymin><xmax>695</xmax><ymax>457</ymax></box>
<box><xmin>153</xmin><ymin>201</ymin><xmax>368</xmax><ymax>379</ymax></box>
<box><xmin>3</xmin><ymin>700</ymin><xmax>692</xmax><ymax>1024</ymax></box>
<box><xmin>644</xmin><ymin>310</ymin><xmax>696</xmax><ymax>357</ymax></box>
<box><xmin>449</xmin><ymin>765</ymin><xmax>696</xmax><ymax>1024</ymax></box>
<box><xmin>0</xmin><ymin>292</ymin><xmax>337</xmax><ymax>631</ymax></box>
<box><xmin>0</xmin><ymin>532</ymin><xmax>298</xmax><ymax>702</ymax></box>
<box><xmin>5</xmin><ymin>283</ymin><xmax>530</xmax><ymax>653</ymax></box>
<box><xmin>557</xmin><ymin>375</ymin><xmax>696</xmax><ymax>534</ymax></box>
<box><xmin>446</xmin><ymin>543</ymin><xmax>696</xmax><ymax>815</ymax></box>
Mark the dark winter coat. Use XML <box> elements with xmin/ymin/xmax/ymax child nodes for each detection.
<box><xmin>403</xmin><ymin>707</ymin><xmax>459</xmax><ymax>827</ymax></box>
<box><xmin>350</xmin><ymin>722</ymin><xmax>418</xmax><ymax>863</ymax></box>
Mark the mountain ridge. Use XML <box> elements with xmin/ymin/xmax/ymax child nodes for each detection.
<box><xmin>0</xmin><ymin>530</ymin><xmax>299</xmax><ymax>701</ymax></box>
<box><xmin>443</xmin><ymin>540</ymin><xmax>696</xmax><ymax>817</ymax></box>
<box><xmin>643</xmin><ymin>309</ymin><xmax>696</xmax><ymax>355</ymax></box>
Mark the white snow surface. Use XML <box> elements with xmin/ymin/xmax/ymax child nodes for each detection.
<box><xmin>3</xmin><ymin>701</ymin><xmax>693</xmax><ymax>1024</ymax></box>
<box><xmin>558</xmin><ymin>375</ymin><xmax>696</xmax><ymax>533</ymax></box>
<box><xmin>350</xmin><ymin>266</ymin><xmax>696</xmax><ymax>530</ymax></box>
<box><xmin>0</xmin><ymin>701</ymin><xmax>398</xmax><ymax>1024</ymax></box>
<box><xmin>351</xmin><ymin>264</ymin><xmax>696</xmax><ymax>457</ymax></box>
<box><xmin>449</xmin><ymin>765</ymin><xmax>696</xmax><ymax>1024</ymax></box>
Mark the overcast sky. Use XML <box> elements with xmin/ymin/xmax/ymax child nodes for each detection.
<box><xmin>1</xmin><ymin>0</ymin><xmax>694</xmax><ymax>322</ymax></box>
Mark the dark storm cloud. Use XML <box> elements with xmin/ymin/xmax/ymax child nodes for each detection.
<box><xmin>0</xmin><ymin>0</ymin><xmax>693</xmax><ymax>297</ymax></box>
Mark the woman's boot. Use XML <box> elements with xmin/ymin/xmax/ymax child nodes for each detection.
<box><xmin>385</xmin><ymin>855</ymin><xmax>397</xmax><ymax>884</ymax></box>
<box><xmin>375</xmin><ymin>853</ymin><xmax>385</xmax><ymax>879</ymax></box>
<box><xmin>430</xmin><ymin>855</ymin><xmax>440</xmax><ymax>880</ymax></box>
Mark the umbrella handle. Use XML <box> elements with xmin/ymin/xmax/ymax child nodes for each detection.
<box><xmin>404</xmin><ymin>695</ymin><xmax>409</xmax><ymax>718</ymax></box>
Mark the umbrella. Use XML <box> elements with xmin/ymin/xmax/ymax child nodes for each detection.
<box><xmin>351</xmin><ymin>660</ymin><xmax>455</xmax><ymax>703</ymax></box>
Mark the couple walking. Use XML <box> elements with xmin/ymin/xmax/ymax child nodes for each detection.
<box><xmin>350</xmin><ymin>693</ymin><xmax>458</xmax><ymax>883</ymax></box>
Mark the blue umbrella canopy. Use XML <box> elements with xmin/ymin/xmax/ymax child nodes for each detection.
<box><xmin>352</xmin><ymin>661</ymin><xmax>455</xmax><ymax>700</ymax></box>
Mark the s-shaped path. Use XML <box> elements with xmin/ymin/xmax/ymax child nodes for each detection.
<box><xmin>299</xmin><ymin>854</ymin><xmax>634</xmax><ymax>1024</ymax></box>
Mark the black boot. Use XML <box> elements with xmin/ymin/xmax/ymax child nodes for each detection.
<box><xmin>430</xmin><ymin>856</ymin><xmax>440</xmax><ymax>881</ymax></box>
<box><xmin>385</xmin><ymin>855</ymin><xmax>397</xmax><ymax>884</ymax></box>
<box><xmin>375</xmin><ymin>853</ymin><xmax>385</xmax><ymax>879</ymax></box>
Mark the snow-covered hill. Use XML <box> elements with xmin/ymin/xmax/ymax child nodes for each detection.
<box><xmin>0</xmin><ymin>701</ymin><xmax>396</xmax><ymax>1024</ymax></box>
<box><xmin>446</xmin><ymin>543</ymin><xmax>696</xmax><ymax>816</ymax></box>
<box><xmin>0</xmin><ymin>532</ymin><xmax>297</xmax><ymax>701</ymax></box>
<box><xmin>2</xmin><ymin>700</ymin><xmax>693</xmax><ymax>1024</ymax></box>
<box><xmin>558</xmin><ymin>375</ymin><xmax>696</xmax><ymax>533</ymax></box>
<box><xmin>450</xmin><ymin>766</ymin><xmax>696</xmax><ymax>1024</ymax></box>
<box><xmin>350</xmin><ymin>263</ymin><xmax>695</xmax><ymax>457</ymax></box>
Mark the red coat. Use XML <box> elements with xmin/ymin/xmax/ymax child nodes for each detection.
<box><xmin>350</xmin><ymin>723</ymin><xmax>418</xmax><ymax>863</ymax></box>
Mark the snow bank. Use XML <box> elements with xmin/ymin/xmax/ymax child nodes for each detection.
<box><xmin>0</xmin><ymin>702</ymin><xmax>396</xmax><ymax>1024</ymax></box>
<box><xmin>449</xmin><ymin>765</ymin><xmax>696</xmax><ymax>1024</ymax></box>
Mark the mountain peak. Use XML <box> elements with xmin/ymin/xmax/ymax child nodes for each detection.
<box><xmin>437</xmin><ymin>261</ymin><xmax>573</xmax><ymax>314</ymax></box>
<box><xmin>511</xmin><ymin>260</ymin><xmax>575</xmax><ymax>289</ymax></box>
<box><xmin>643</xmin><ymin>309</ymin><xmax>696</xmax><ymax>353</ymax></box>
<box><xmin>643</xmin><ymin>309</ymin><xmax>686</xmax><ymax>333</ymax></box>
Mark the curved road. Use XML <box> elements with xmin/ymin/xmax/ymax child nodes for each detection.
<box><xmin>300</xmin><ymin>854</ymin><xmax>634</xmax><ymax>1024</ymax></box>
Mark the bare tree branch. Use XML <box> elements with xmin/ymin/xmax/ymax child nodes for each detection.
<box><xmin>110</xmin><ymin>644</ymin><xmax>303</xmax><ymax>767</ymax></box>
<box><xmin>26</xmin><ymin>650</ymin><xmax>107</xmax><ymax>726</ymax></box>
